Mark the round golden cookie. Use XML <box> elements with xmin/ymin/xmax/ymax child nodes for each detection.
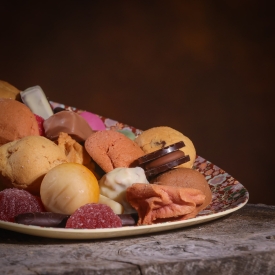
<box><xmin>40</xmin><ymin>163</ymin><xmax>99</xmax><ymax>215</ymax></box>
<box><xmin>0</xmin><ymin>136</ymin><xmax>68</xmax><ymax>195</ymax></box>
<box><xmin>134</xmin><ymin>126</ymin><xmax>196</xmax><ymax>168</ymax></box>
<box><xmin>0</xmin><ymin>80</ymin><xmax>20</xmax><ymax>100</ymax></box>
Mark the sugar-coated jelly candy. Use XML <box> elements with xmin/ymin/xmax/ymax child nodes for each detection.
<box><xmin>34</xmin><ymin>114</ymin><xmax>45</xmax><ymax>136</ymax></box>
<box><xmin>0</xmin><ymin>188</ymin><xmax>45</xmax><ymax>222</ymax></box>
<box><xmin>65</xmin><ymin>203</ymin><xmax>122</xmax><ymax>229</ymax></box>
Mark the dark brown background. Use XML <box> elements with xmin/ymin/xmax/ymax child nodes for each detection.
<box><xmin>1</xmin><ymin>1</ymin><xmax>274</xmax><ymax>204</ymax></box>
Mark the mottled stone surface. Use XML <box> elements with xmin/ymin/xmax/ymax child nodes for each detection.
<box><xmin>0</xmin><ymin>204</ymin><xmax>275</xmax><ymax>275</ymax></box>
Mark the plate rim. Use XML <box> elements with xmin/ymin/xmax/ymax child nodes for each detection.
<box><xmin>0</xmin><ymin>194</ymin><xmax>248</xmax><ymax>239</ymax></box>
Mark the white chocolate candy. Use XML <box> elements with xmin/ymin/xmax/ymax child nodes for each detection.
<box><xmin>99</xmin><ymin>195</ymin><xmax>124</xmax><ymax>214</ymax></box>
<box><xmin>40</xmin><ymin>163</ymin><xmax>99</xmax><ymax>215</ymax></box>
<box><xmin>99</xmin><ymin>167</ymin><xmax>148</xmax><ymax>214</ymax></box>
<box><xmin>20</xmin><ymin>85</ymin><xmax>54</xmax><ymax>120</ymax></box>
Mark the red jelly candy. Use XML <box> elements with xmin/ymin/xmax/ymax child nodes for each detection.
<box><xmin>34</xmin><ymin>114</ymin><xmax>45</xmax><ymax>136</ymax></box>
<box><xmin>0</xmin><ymin>188</ymin><xmax>45</xmax><ymax>222</ymax></box>
<box><xmin>65</xmin><ymin>203</ymin><xmax>122</xmax><ymax>229</ymax></box>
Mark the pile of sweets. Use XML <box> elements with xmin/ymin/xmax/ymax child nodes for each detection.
<box><xmin>0</xmin><ymin>80</ymin><xmax>212</xmax><ymax>229</ymax></box>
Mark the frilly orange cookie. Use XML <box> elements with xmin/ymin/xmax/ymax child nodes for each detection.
<box><xmin>126</xmin><ymin>183</ymin><xmax>205</xmax><ymax>225</ymax></box>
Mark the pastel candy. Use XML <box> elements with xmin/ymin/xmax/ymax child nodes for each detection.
<box><xmin>20</xmin><ymin>86</ymin><xmax>54</xmax><ymax>120</ymax></box>
<box><xmin>79</xmin><ymin>111</ymin><xmax>106</xmax><ymax>131</ymax></box>
<box><xmin>99</xmin><ymin>167</ymin><xmax>148</xmax><ymax>214</ymax></box>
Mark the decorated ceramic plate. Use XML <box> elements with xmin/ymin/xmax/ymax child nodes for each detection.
<box><xmin>0</xmin><ymin>102</ymin><xmax>249</xmax><ymax>239</ymax></box>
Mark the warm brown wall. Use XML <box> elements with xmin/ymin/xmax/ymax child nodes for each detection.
<box><xmin>1</xmin><ymin>1</ymin><xmax>274</xmax><ymax>204</ymax></box>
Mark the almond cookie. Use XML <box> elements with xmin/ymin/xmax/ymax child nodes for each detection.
<box><xmin>0</xmin><ymin>80</ymin><xmax>20</xmax><ymax>100</ymax></box>
<box><xmin>85</xmin><ymin>130</ymin><xmax>144</xmax><ymax>173</ymax></box>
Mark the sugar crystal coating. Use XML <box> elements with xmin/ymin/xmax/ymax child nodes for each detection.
<box><xmin>34</xmin><ymin>114</ymin><xmax>45</xmax><ymax>136</ymax></box>
<box><xmin>0</xmin><ymin>188</ymin><xmax>45</xmax><ymax>222</ymax></box>
<box><xmin>65</xmin><ymin>203</ymin><xmax>122</xmax><ymax>229</ymax></box>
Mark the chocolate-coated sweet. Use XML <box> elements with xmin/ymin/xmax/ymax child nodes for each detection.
<box><xmin>53</xmin><ymin>107</ymin><xmax>66</xmax><ymax>113</ymax></box>
<box><xmin>15</xmin><ymin>212</ymin><xmax>70</xmax><ymax>227</ymax></box>
<box><xmin>14</xmin><ymin>212</ymin><xmax>138</xmax><ymax>227</ymax></box>
<box><xmin>137</xmin><ymin>141</ymin><xmax>190</xmax><ymax>178</ymax></box>
<box><xmin>43</xmin><ymin>111</ymin><xmax>95</xmax><ymax>142</ymax></box>
<box><xmin>118</xmin><ymin>213</ymin><xmax>138</xmax><ymax>226</ymax></box>
<box><xmin>144</xmin><ymin>150</ymin><xmax>185</xmax><ymax>169</ymax></box>
<box><xmin>145</xmin><ymin>155</ymin><xmax>190</xmax><ymax>178</ymax></box>
<box><xmin>137</xmin><ymin>141</ymin><xmax>185</xmax><ymax>165</ymax></box>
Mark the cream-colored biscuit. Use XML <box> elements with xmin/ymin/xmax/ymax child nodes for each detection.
<box><xmin>0</xmin><ymin>80</ymin><xmax>20</xmax><ymax>100</ymax></box>
<box><xmin>135</xmin><ymin>126</ymin><xmax>196</xmax><ymax>168</ymax></box>
<box><xmin>0</xmin><ymin>136</ymin><xmax>68</xmax><ymax>195</ymax></box>
<box><xmin>56</xmin><ymin>132</ymin><xmax>101</xmax><ymax>179</ymax></box>
<box><xmin>56</xmin><ymin>132</ymin><xmax>91</xmax><ymax>165</ymax></box>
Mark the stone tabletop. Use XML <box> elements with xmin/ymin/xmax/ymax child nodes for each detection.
<box><xmin>0</xmin><ymin>204</ymin><xmax>275</xmax><ymax>275</ymax></box>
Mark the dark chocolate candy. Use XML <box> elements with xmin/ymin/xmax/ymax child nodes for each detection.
<box><xmin>53</xmin><ymin>107</ymin><xmax>66</xmax><ymax>113</ymax></box>
<box><xmin>14</xmin><ymin>212</ymin><xmax>138</xmax><ymax>228</ymax></box>
<box><xmin>137</xmin><ymin>141</ymin><xmax>185</xmax><ymax>165</ymax></box>
<box><xmin>118</xmin><ymin>213</ymin><xmax>138</xmax><ymax>226</ymax></box>
<box><xmin>137</xmin><ymin>141</ymin><xmax>190</xmax><ymax>178</ymax></box>
<box><xmin>145</xmin><ymin>155</ymin><xmax>191</xmax><ymax>178</ymax></box>
<box><xmin>15</xmin><ymin>212</ymin><xmax>70</xmax><ymax>228</ymax></box>
<box><xmin>144</xmin><ymin>150</ymin><xmax>185</xmax><ymax>169</ymax></box>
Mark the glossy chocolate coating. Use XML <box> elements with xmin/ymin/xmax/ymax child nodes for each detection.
<box><xmin>53</xmin><ymin>107</ymin><xmax>66</xmax><ymax>113</ymax></box>
<box><xmin>137</xmin><ymin>141</ymin><xmax>190</xmax><ymax>178</ymax></box>
<box><xmin>15</xmin><ymin>212</ymin><xmax>70</xmax><ymax>228</ymax></box>
<box><xmin>43</xmin><ymin>111</ymin><xmax>94</xmax><ymax>142</ymax></box>
<box><xmin>117</xmin><ymin>213</ymin><xmax>138</xmax><ymax>226</ymax></box>
<box><xmin>14</xmin><ymin>212</ymin><xmax>137</xmax><ymax>228</ymax></box>
<box><xmin>145</xmin><ymin>155</ymin><xmax>190</xmax><ymax>178</ymax></box>
<box><xmin>137</xmin><ymin>141</ymin><xmax>185</xmax><ymax>165</ymax></box>
<box><xmin>144</xmin><ymin>150</ymin><xmax>185</xmax><ymax>169</ymax></box>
